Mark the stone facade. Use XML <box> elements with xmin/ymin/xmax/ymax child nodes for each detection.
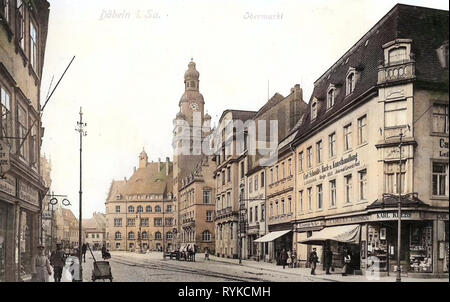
<box><xmin>105</xmin><ymin>152</ymin><xmax>174</xmax><ymax>252</ymax></box>
<box><xmin>0</xmin><ymin>0</ymin><xmax>50</xmax><ymax>282</ymax></box>
<box><xmin>291</xmin><ymin>5</ymin><xmax>448</xmax><ymax>277</ymax></box>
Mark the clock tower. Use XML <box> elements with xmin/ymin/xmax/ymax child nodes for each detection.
<box><xmin>172</xmin><ymin>60</ymin><xmax>212</xmax><ymax>239</ymax></box>
<box><xmin>178</xmin><ymin>59</ymin><xmax>206</xmax><ymax>124</ymax></box>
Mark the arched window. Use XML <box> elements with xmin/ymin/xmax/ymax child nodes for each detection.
<box><xmin>347</xmin><ymin>72</ymin><xmax>355</xmax><ymax>95</ymax></box>
<box><xmin>327</xmin><ymin>88</ymin><xmax>335</xmax><ymax>109</ymax></box>
<box><xmin>115</xmin><ymin>232</ymin><xmax>121</xmax><ymax>240</ymax></box>
<box><xmin>128</xmin><ymin>232</ymin><xmax>135</xmax><ymax>240</ymax></box>
<box><xmin>142</xmin><ymin>231</ymin><xmax>148</xmax><ymax>240</ymax></box>
<box><xmin>388</xmin><ymin>47</ymin><xmax>407</xmax><ymax>64</ymax></box>
<box><xmin>146</xmin><ymin>206</ymin><xmax>152</xmax><ymax>213</ymax></box>
<box><xmin>155</xmin><ymin>206</ymin><xmax>161</xmax><ymax>213</ymax></box>
<box><xmin>137</xmin><ymin>206</ymin><xmax>143</xmax><ymax>213</ymax></box>
<box><xmin>202</xmin><ymin>230</ymin><xmax>211</xmax><ymax>242</ymax></box>
<box><xmin>155</xmin><ymin>232</ymin><xmax>162</xmax><ymax>240</ymax></box>
<box><xmin>191</xmin><ymin>81</ymin><xmax>195</xmax><ymax>88</ymax></box>
<box><xmin>166</xmin><ymin>232</ymin><xmax>173</xmax><ymax>240</ymax></box>
<box><xmin>128</xmin><ymin>206</ymin><xmax>134</xmax><ymax>213</ymax></box>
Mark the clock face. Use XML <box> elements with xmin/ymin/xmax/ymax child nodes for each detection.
<box><xmin>189</xmin><ymin>102</ymin><xmax>199</xmax><ymax>111</ymax></box>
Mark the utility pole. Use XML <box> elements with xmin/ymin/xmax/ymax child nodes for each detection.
<box><xmin>238</xmin><ymin>197</ymin><xmax>242</xmax><ymax>265</ymax></box>
<box><xmin>75</xmin><ymin>107</ymin><xmax>87</xmax><ymax>281</ymax></box>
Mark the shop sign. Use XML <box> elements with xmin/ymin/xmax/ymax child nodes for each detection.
<box><xmin>326</xmin><ymin>214</ymin><xmax>370</xmax><ymax>226</ymax></box>
<box><xmin>437</xmin><ymin>213</ymin><xmax>449</xmax><ymax>221</ymax></box>
<box><xmin>19</xmin><ymin>181</ymin><xmax>39</xmax><ymax>206</ymax></box>
<box><xmin>437</xmin><ymin>138</ymin><xmax>449</xmax><ymax>158</ymax></box>
<box><xmin>303</xmin><ymin>153</ymin><xmax>360</xmax><ymax>185</ymax></box>
<box><xmin>295</xmin><ymin>220</ymin><xmax>325</xmax><ymax>230</ymax></box>
<box><xmin>0</xmin><ymin>174</ymin><xmax>16</xmax><ymax>196</ymax></box>
<box><xmin>42</xmin><ymin>212</ymin><xmax>52</xmax><ymax>220</ymax></box>
<box><xmin>371</xmin><ymin>211</ymin><xmax>420</xmax><ymax>221</ymax></box>
<box><xmin>0</xmin><ymin>140</ymin><xmax>11</xmax><ymax>175</ymax></box>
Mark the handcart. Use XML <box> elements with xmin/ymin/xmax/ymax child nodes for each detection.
<box><xmin>88</xmin><ymin>244</ymin><xmax>113</xmax><ymax>282</ymax></box>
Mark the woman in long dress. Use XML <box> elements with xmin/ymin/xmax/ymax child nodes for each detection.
<box><xmin>31</xmin><ymin>245</ymin><xmax>52</xmax><ymax>282</ymax></box>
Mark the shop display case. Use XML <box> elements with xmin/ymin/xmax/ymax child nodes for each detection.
<box><xmin>409</xmin><ymin>225</ymin><xmax>433</xmax><ymax>273</ymax></box>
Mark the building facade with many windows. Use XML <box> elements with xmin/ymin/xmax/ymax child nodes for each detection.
<box><xmin>178</xmin><ymin>156</ymin><xmax>216</xmax><ymax>254</ymax></box>
<box><xmin>292</xmin><ymin>4</ymin><xmax>448</xmax><ymax>277</ymax></box>
<box><xmin>105</xmin><ymin>151</ymin><xmax>175</xmax><ymax>252</ymax></box>
<box><xmin>1</xmin><ymin>0</ymin><xmax>50</xmax><ymax>282</ymax></box>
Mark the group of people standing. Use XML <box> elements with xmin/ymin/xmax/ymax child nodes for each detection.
<box><xmin>278</xmin><ymin>249</ymin><xmax>298</xmax><ymax>269</ymax></box>
<box><xmin>308</xmin><ymin>245</ymin><xmax>353</xmax><ymax>276</ymax></box>
<box><xmin>31</xmin><ymin>243</ymin><xmax>67</xmax><ymax>282</ymax></box>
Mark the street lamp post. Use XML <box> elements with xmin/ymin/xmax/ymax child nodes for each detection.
<box><xmin>386</xmin><ymin>127</ymin><xmax>408</xmax><ymax>283</ymax></box>
<box><xmin>42</xmin><ymin>194</ymin><xmax>70</xmax><ymax>252</ymax></box>
<box><xmin>396</xmin><ymin>131</ymin><xmax>404</xmax><ymax>283</ymax></box>
<box><xmin>136</xmin><ymin>212</ymin><xmax>142</xmax><ymax>253</ymax></box>
<box><xmin>162</xmin><ymin>204</ymin><xmax>166</xmax><ymax>258</ymax></box>
<box><xmin>75</xmin><ymin>107</ymin><xmax>87</xmax><ymax>282</ymax></box>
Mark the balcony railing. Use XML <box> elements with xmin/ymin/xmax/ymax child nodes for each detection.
<box><xmin>377</xmin><ymin>59</ymin><xmax>415</xmax><ymax>85</ymax></box>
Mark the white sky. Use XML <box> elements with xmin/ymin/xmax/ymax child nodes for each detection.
<box><xmin>40</xmin><ymin>0</ymin><xmax>449</xmax><ymax>219</ymax></box>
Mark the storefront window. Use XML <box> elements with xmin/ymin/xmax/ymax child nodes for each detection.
<box><xmin>19</xmin><ymin>210</ymin><xmax>33</xmax><ymax>280</ymax></box>
<box><xmin>367</xmin><ymin>225</ymin><xmax>389</xmax><ymax>272</ymax></box>
<box><xmin>409</xmin><ymin>223</ymin><xmax>433</xmax><ymax>273</ymax></box>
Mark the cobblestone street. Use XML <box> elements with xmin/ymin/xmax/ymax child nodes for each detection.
<box><xmin>51</xmin><ymin>251</ymin><xmax>447</xmax><ymax>282</ymax></box>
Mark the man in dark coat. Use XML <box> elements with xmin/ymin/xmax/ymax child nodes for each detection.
<box><xmin>81</xmin><ymin>243</ymin><xmax>87</xmax><ymax>263</ymax></box>
<box><xmin>50</xmin><ymin>243</ymin><xmax>66</xmax><ymax>282</ymax></box>
<box><xmin>325</xmin><ymin>246</ymin><xmax>333</xmax><ymax>275</ymax></box>
<box><xmin>309</xmin><ymin>248</ymin><xmax>319</xmax><ymax>275</ymax></box>
<box><xmin>280</xmin><ymin>249</ymin><xmax>288</xmax><ymax>269</ymax></box>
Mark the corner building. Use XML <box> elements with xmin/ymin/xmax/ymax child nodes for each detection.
<box><xmin>1</xmin><ymin>0</ymin><xmax>50</xmax><ymax>281</ymax></box>
<box><xmin>292</xmin><ymin>4</ymin><xmax>448</xmax><ymax>277</ymax></box>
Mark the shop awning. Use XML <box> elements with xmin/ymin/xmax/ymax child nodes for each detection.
<box><xmin>298</xmin><ymin>224</ymin><xmax>360</xmax><ymax>245</ymax></box>
<box><xmin>254</xmin><ymin>230</ymin><xmax>291</xmax><ymax>243</ymax></box>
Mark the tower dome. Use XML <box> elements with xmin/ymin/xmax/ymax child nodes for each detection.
<box><xmin>184</xmin><ymin>59</ymin><xmax>200</xmax><ymax>80</ymax></box>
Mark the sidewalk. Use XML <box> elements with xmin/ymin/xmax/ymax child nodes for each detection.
<box><xmin>207</xmin><ymin>255</ymin><xmax>449</xmax><ymax>282</ymax></box>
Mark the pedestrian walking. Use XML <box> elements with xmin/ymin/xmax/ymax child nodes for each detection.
<box><xmin>325</xmin><ymin>246</ymin><xmax>333</xmax><ymax>275</ymax></box>
<box><xmin>309</xmin><ymin>248</ymin><xmax>319</xmax><ymax>275</ymax></box>
<box><xmin>280</xmin><ymin>249</ymin><xmax>288</xmax><ymax>269</ymax></box>
<box><xmin>287</xmin><ymin>250</ymin><xmax>292</xmax><ymax>268</ymax></box>
<box><xmin>32</xmin><ymin>244</ymin><xmax>52</xmax><ymax>282</ymax></box>
<box><xmin>50</xmin><ymin>243</ymin><xmax>66</xmax><ymax>282</ymax></box>
<box><xmin>204</xmin><ymin>247</ymin><xmax>210</xmax><ymax>260</ymax></box>
<box><xmin>342</xmin><ymin>248</ymin><xmax>352</xmax><ymax>276</ymax></box>
<box><xmin>81</xmin><ymin>243</ymin><xmax>87</xmax><ymax>263</ymax></box>
<box><xmin>101</xmin><ymin>244</ymin><xmax>111</xmax><ymax>260</ymax></box>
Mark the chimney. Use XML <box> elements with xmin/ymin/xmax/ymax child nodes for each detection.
<box><xmin>124</xmin><ymin>177</ymin><xmax>127</xmax><ymax>182</ymax></box>
<box><xmin>158</xmin><ymin>158</ymin><xmax>161</xmax><ymax>171</ymax></box>
<box><xmin>166</xmin><ymin>157</ymin><xmax>170</xmax><ymax>176</ymax></box>
<box><xmin>292</xmin><ymin>84</ymin><xmax>302</xmax><ymax>101</ymax></box>
<box><xmin>133</xmin><ymin>166</ymin><xmax>136</xmax><ymax>173</ymax></box>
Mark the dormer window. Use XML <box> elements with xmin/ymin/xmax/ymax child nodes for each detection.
<box><xmin>346</xmin><ymin>72</ymin><xmax>355</xmax><ymax>95</ymax></box>
<box><xmin>311</xmin><ymin>98</ymin><xmax>318</xmax><ymax>120</ymax></box>
<box><xmin>327</xmin><ymin>86</ymin><xmax>336</xmax><ymax>109</ymax></box>
<box><xmin>388</xmin><ymin>47</ymin><xmax>407</xmax><ymax>64</ymax></box>
<box><xmin>437</xmin><ymin>41</ymin><xmax>449</xmax><ymax>68</ymax></box>
<box><xmin>382</xmin><ymin>39</ymin><xmax>412</xmax><ymax>66</ymax></box>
